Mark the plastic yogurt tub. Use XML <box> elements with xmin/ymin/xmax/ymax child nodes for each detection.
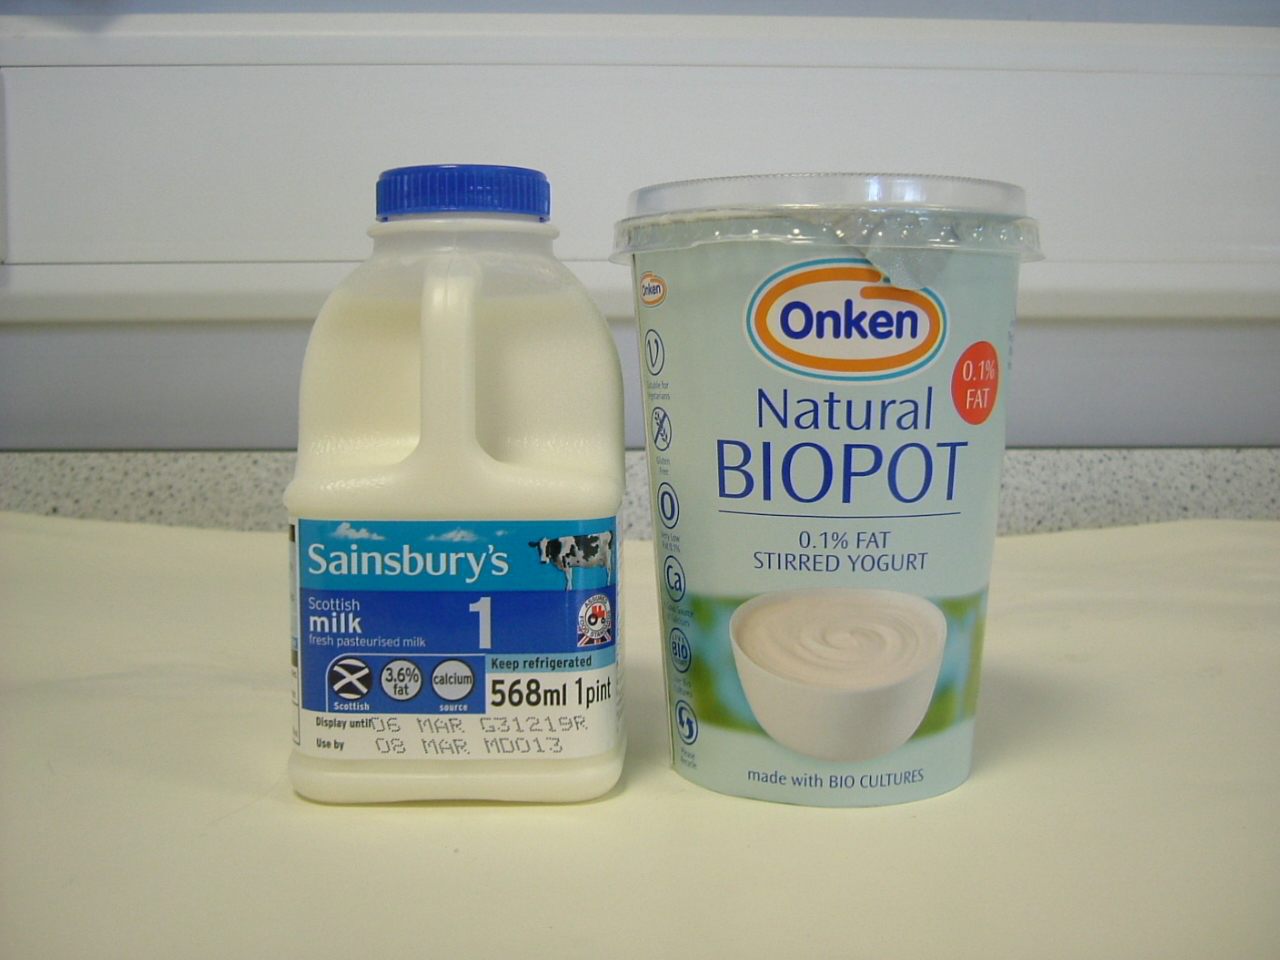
<box><xmin>613</xmin><ymin>173</ymin><xmax>1040</xmax><ymax>806</ymax></box>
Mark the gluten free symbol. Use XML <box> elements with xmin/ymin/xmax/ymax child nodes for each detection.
<box><xmin>651</xmin><ymin>407</ymin><xmax>672</xmax><ymax>451</ymax></box>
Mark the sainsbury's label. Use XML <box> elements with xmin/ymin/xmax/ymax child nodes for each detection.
<box><xmin>290</xmin><ymin>517</ymin><xmax>621</xmax><ymax>761</ymax></box>
<box><xmin>747</xmin><ymin>258</ymin><xmax>947</xmax><ymax>381</ymax></box>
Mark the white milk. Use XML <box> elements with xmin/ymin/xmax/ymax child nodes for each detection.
<box><xmin>286</xmin><ymin>165</ymin><xmax>625</xmax><ymax>803</ymax></box>
<box><xmin>614</xmin><ymin>173</ymin><xmax>1039</xmax><ymax>806</ymax></box>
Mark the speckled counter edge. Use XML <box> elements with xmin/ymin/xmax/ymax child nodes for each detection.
<box><xmin>2</xmin><ymin>448</ymin><xmax>1277</xmax><ymax>537</ymax></box>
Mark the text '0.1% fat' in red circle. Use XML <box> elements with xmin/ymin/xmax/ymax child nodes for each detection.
<box><xmin>952</xmin><ymin>341</ymin><xmax>1001</xmax><ymax>425</ymax></box>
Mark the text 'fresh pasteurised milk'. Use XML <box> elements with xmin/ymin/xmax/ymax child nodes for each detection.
<box><xmin>285</xmin><ymin>165</ymin><xmax>625</xmax><ymax>803</ymax></box>
<box><xmin>613</xmin><ymin>174</ymin><xmax>1040</xmax><ymax>805</ymax></box>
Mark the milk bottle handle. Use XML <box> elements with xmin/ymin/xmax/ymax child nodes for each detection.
<box><xmin>405</xmin><ymin>232</ymin><xmax>591</xmax><ymax>495</ymax></box>
<box><xmin>416</xmin><ymin>250</ymin><xmax>487</xmax><ymax>461</ymax></box>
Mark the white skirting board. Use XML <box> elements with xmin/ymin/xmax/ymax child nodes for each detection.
<box><xmin>0</xmin><ymin>14</ymin><xmax>1276</xmax><ymax>448</ymax></box>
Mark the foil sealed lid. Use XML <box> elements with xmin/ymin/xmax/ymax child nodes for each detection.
<box><xmin>613</xmin><ymin>172</ymin><xmax>1041</xmax><ymax>261</ymax></box>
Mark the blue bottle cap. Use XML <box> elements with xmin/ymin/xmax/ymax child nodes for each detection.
<box><xmin>376</xmin><ymin>164</ymin><xmax>551</xmax><ymax>221</ymax></box>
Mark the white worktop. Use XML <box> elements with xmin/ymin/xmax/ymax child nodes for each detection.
<box><xmin>1</xmin><ymin>512</ymin><xmax>1277</xmax><ymax>959</ymax></box>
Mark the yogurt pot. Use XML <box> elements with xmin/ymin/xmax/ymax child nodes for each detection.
<box><xmin>613</xmin><ymin>173</ymin><xmax>1040</xmax><ymax>806</ymax></box>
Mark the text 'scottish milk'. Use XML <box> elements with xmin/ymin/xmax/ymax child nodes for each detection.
<box><xmin>286</xmin><ymin>165</ymin><xmax>625</xmax><ymax>803</ymax></box>
<box><xmin>614</xmin><ymin>174</ymin><xmax>1040</xmax><ymax>805</ymax></box>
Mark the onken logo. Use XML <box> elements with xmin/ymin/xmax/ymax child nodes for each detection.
<box><xmin>747</xmin><ymin>259</ymin><xmax>947</xmax><ymax>381</ymax></box>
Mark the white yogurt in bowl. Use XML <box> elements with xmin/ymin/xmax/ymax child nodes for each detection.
<box><xmin>731</xmin><ymin>589</ymin><xmax>946</xmax><ymax>762</ymax></box>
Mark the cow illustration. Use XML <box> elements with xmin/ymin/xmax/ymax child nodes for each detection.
<box><xmin>529</xmin><ymin>532</ymin><xmax>614</xmax><ymax>590</ymax></box>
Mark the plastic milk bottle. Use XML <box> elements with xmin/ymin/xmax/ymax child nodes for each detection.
<box><xmin>285</xmin><ymin>165</ymin><xmax>625</xmax><ymax>803</ymax></box>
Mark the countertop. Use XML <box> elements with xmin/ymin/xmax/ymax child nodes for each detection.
<box><xmin>1</xmin><ymin>512</ymin><xmax>1277</xmax><ymax>959</ymax></box>
<box><xmin>3</xmin><ymin>448</ymin><xmax>1278</xmax><ymax>537</ymax></box>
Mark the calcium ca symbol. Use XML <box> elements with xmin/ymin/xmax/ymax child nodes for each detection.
<box><xmin>663</xmin><ymin>555</ymin><xmax>686</xmax><ymax>602</ymax></box>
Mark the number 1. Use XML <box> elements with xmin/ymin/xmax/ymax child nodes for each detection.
<box><xmin>468</xmin><ymin>596</ymin><xmax>492</xmax><ymax>649</ymax></box>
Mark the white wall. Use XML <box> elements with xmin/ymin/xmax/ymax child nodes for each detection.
<box><xmin>1</xmin><ymin>13</ymin><xmax>1277</xmax><ymax>449</ymax></box>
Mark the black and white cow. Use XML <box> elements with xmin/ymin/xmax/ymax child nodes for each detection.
<box><xmin>529</xmin><ymin>531</ymin><xmax>614</xmax><ymax>590</ymax></box>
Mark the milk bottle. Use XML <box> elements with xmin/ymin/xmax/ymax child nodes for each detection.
<box><xmin>286</xmin><ymin>164</ymin><xmax>625</xmax><ymax>803</ymax></box>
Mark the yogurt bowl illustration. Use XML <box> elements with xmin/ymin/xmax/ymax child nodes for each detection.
<box><xmin>730</xmin><ymin>587</ymin><xmax>947</xmax><ymax>763</ymax></box>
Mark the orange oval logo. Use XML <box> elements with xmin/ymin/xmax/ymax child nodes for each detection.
<box><xmin>747</xmin><ymin>260</ymin><xmax>947</xmax><ymax>381</ymax></box>
<box><xmin>639</xmin><ymin>272</ymin><xmax>667</xmax><ymax>307</ymax></box>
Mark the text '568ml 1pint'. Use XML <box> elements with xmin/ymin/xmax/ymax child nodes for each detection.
<box><xmin>286</xmin><ymin>165</ymin><xmax>625</xmax><ymax>803</ymax></box>
<box><xmin>614</xmin><ymin>173</ymin><xmax>1040</xmax><ymax>806</ymax></box>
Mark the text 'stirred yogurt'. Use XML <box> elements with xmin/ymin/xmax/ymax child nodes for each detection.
<box><xmin>614</xmin><ymin>173</ymin><xmax>1040</xmax><ymax>806</ymax></box>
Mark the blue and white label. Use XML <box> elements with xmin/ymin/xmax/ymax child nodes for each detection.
<box><xmin>292</xmin><ymin>518</ymin><xmax>621</xmax><ymax>761</ymax></box>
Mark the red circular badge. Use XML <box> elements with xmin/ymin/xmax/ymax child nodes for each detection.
<box><xmin>952</xmin><ymin>341</ymin><xmax>1001</xmax><ymax>425</ymax></box>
